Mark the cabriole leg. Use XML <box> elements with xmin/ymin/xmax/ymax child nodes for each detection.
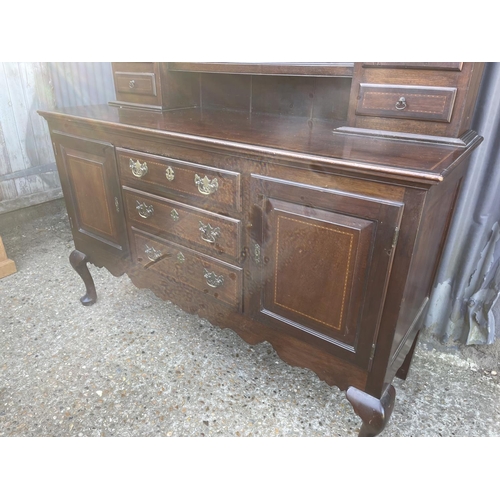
<box><xmin>69</xmin><ymin>249</ymin><xmax>97</xmax><ymax>306</ymax></box>
<box><xmin>346</xmin><ymin>385</ymin><xmax>396</xmax><ymax>437</ymax></box>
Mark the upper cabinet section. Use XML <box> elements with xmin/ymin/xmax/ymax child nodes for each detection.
<box><xmin>109</xmin><ymin>62</ymin><xmax>353</xmax><ymax>123</ymax></box>
<box><xmin>108</xmin><ymin>62</ymin><xmax>485</xmax><ymax>144</ymax></box>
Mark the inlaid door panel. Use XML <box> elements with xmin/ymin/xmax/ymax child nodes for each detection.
<box><xmin>249</xmin><ymin>175</ymin><xmax>404</xmax><ymax>367</ymax></box>
<box><xmin>51</xmin><ymin>131</ymin><xmax>128</xmax><ymax>255</ymax></box>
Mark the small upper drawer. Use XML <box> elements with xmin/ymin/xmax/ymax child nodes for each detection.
<box><xmin>117</xmin><ymin>148</ymin><xmax>241</xmax><ymax>212</ymax></box>
<box><xmin>114</xmin><ymin>71</ymin><xmax>157</xmax><ymax>97</ymax></box>
<box><xmin>355</xmin><ymin>83</ymin><xmax>457</xmax><ymax>123</ymax></box>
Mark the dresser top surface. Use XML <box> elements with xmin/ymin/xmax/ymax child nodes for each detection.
<box><xmin>39</xmin><ymin>105</ymin><xmax>481</xmax><ymax>184</ymax></box>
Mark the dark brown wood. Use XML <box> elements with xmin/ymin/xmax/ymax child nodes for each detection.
<box><xmin>363</xmin><ymin>62</ymin><xmax>464</xmax><ymax>71</ymax></box>
<box><xmin>132</xmin><ymin>228</ymin><xmax>243</xmax><ymax>310</ymax></box>
<box><xmin>396</xmin><ymin>331</ymin><xmax>421</xmax><ymax>380</ymax></box>
<box><xmin>69</xmin><ymin>249</ymin><xmax>97</xmax><ymax>306</ymax></box>
<box><xmin>110</xmin><ymin>62</ymin><xmax>200</xmax><ymax>111</ymax></box>
<box><xmin>347</xmin><ymin>62</ymin><xmax>485</xmax><ymax>138</ymax></box>
<box><xmin>123</xmin><ymin>187</ymin><xmax>241</xmax><ymax>261</ymax></box>
<box><xmin>114</xmin><ymin>71</ymin><xmax>157</xmax><ymax>97</ymax></box>
<box><xmin>116</xmin><ymin>147</ymin><xmax>242</xmax><ymax>212</ymax></box>
<box><xmin>346</xmin><ymin>385</ymin><xmax>396</xmax><ymax>437</ymax></box>
<box><xmin>356</xmin><ymin>83</ymin><xmax>457</xmax><ymax>123</ymax></box>
<box><xmin>38</xmin><ymin>62</ymin><xmax>486</xmax><ymax>436</ymax></box>
<box><xmin>39</xmin><ymin>106</ymin><xmax>481</xmax><ymax>185</ymax></box>
<box><xmin>50</xmin><ymin>131</ymin><xmax>129</xmax><ymax>257</ymax></box>
<box><xmin>248</xmin><ymin>174</ymin><xmax>403</xmax><ymax>367</ymax></box>
<box><xmin>168</xmin><ymin>62</ymin><xmax>354</xmax><ymax>77</ymax></box>
<box><xmin>111</xmin><ymin>62</ymin><xmax>163</xmax><ymax>109</ymax></box>
<box><xmin>382</xmin><ymin>159</ymin><xmax>470</xmax><ymax>389</ymax></box>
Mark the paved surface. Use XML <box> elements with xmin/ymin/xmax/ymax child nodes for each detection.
<box><xmin>1</xmin><ymin>199</ymin><xmax>499</xmax><ymax>437</ymax></box>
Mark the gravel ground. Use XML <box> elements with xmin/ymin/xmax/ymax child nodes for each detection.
<box><xmin>1</xmin><ymin>199</ymin><xmax>499</xmax><ymax>437</ymax></box>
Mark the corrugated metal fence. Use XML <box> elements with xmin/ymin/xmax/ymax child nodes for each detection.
<box><xmin>0</xmin><ymin>62</ymin><xmax>114</xmax><ymax>213</ymax></box>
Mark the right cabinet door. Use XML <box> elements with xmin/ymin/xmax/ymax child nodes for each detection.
<box><xmin>249</xmin><ymin>175</ymin><xmax>404</xmax><ymax>368</ymax></box>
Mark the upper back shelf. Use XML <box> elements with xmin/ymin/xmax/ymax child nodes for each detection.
<box><xmin>167</xmin><ymin>62</ymin><xmax>354</xmax><ymax>77</ymax></box>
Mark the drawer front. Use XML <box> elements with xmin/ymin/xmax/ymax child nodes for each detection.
<box><xmin>356</xmin><ymin>83</ymin><xmax>457</xmax><ymax>122</ymax></box>
<box><xmin>117</xmin><ymin>148</ymin><xmax>241</xmax><ymax>211</ymax></box>
<box><xmin>123</xmin><ymin>187</ymin><xmax>241</xmax><ymax>260</ymax></box>
<box><xmin>114</xmin><ymin>72</ymin><xmax>157</xmax><ymax>96</ymax></box>
<box><xmin>132</xmin><ymin>229</ymin><xmax>243</xmax><ymax>310</ymax></box>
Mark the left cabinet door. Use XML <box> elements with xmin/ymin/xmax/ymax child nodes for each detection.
<box><xmin>52</xmin><ymin>131</ymin><xmax>128</xmax><ymax>256</ymax></box>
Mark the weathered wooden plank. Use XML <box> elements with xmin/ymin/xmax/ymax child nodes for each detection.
<box><xmin>0</xmin><ymin>162</ymin><xmax>56</xmax><ymax>181</ymax></box>
<box><xmin>38</xmin><ymin>170</ymin><xmax>61</xmax><ymax>190</ymax></box>
<box><xmin>0</xmin><ymin>63</ymin><xmax>57</xmax><ymax>202</ymax></box>
<box><xmin>0</xmin><ymin>186</ymin><xmax>62</xmax><ymax>214</ymax></box>
<box><xmin>5</xmin><ymin>62</ymin><xmax>39</xmax><ymax>174</ymax></box>
<box><xmin>25</xmin><ymin>173</ymin><xmax>44</xmax><ymax>195</ymax></box>
<box><xmin>14</xmin><ymin>176</ymin><xmax>32</xmax><ymax>198</ymax></box>
<box><xmin>19</xmin><ymin>63</ymin><xmax>54</xmax><ymax>166</ymax></box>
<box><xmin>24</xmin><ymin>171</ymin><xmax>61</xmax><ymax>194</ymax></box>
<box><xmin>0</xmin><ymin>63</ymin><xmax>107</xmax><ymax>213</ymax></box>
<box><xmin>0</xmin><ymin>179</ymin><xmax>18</xmax><ymax>202</ymax></box>
<box><xmin>0</xmin><ymin>121</ymin><xmax>12</xmax><ymax>176</ymax></box>
<box><xmin>35</xmin><ymin>63</ymin><xmax>57</xmax><ymax>167</ymax></box>
<box><xmin>0</xmin><ymin>63</ymin><xmax>28</xmax><ymax>173</ymax></box>
<box><xmin>0</xmin><ymin>63</ymin><xmax>55</xmax><ymax>180</ymax></box>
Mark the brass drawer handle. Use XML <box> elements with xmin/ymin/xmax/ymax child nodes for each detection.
<box><xmin>145</xmin><ymin>244</ymin><xmax>162</xmax><ymax>261</ymax></box>
<box><xmin>194</xmin><ymin>174</ymin><xmax>218</xmax><ymax>195</ymax></box>
<box><xmin>395</xmin><ymin>96</ymin><xmax>407</xmax><ymax>110</ymax></box>
<box><xmin>171</xmin><ymin>209</ymin><xmax>180</xmax><ymax>222</ymax></box>
<box><xmin>177</xmin><ymin>252</ymin><xmax>185</xmax><ymax>263</ymax></box>
<box><xmin>204</xmin><ymin>268</ymin><xmax>224</xmax><ymax>288</ymax></box>
<box><xmin>165</xmin><ymin>166</ymin><xmax>175</xmax><ymax>181</ymax></box>
<box><xmin>136</xmin><ymin>201</ymin><xmax>154</xmax><ymax>219</ymax></box>
<box><xmin>129</xmin><ymin>80</ymin><xmax>136</xmax><ymax>89</ymax></box>
<box><xmin>199</xmin><ymin>221</ymin><xmax>221</xmax><ymax>243</ymax></box>
<box><xmin>130</xmin><ymin>158</ymin><xmax>148</xmax><ymax>178</ymax></box>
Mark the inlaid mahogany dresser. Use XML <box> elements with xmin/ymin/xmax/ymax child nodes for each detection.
<box><xmin>38</xmin><ymin>62</ymin><xmax>485</xmax><ymax>436</ymax></box>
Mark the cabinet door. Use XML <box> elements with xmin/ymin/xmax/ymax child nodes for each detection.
<box><xmin>248</xmin><ymin>175</ymin><xmax>403</xmax><ymax>368</ymax></box>
<box><xmin>52</xmin><ymin>131</ymin><xmax>128</xmax><ymax>256</ymax></box>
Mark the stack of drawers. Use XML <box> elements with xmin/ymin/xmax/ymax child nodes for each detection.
<box><xmin>117</xmin><ymin>148</ymin><xmax>243</xmax><ymax>311</ymax></box>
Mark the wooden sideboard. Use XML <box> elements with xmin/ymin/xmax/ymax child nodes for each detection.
<box><xmin>39</xmin><ymin>62</ymin><xmax>485</xmax><ymax>436</ymax></box>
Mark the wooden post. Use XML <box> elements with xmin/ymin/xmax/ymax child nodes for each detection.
<box><xmin>0</xmin><ymin>236</ymin><xmax>16</xmax><ymax>279</ymax></box>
